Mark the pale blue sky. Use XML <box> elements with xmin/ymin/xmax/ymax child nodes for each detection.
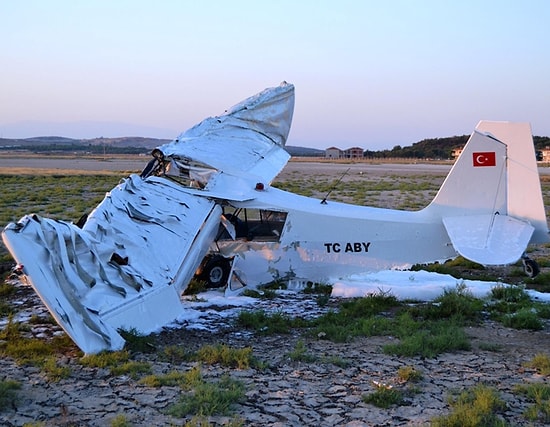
<box><xmin>2</xmin><ymin>0</ymin><xmax>549</xmax><ymax>149</ymax></box>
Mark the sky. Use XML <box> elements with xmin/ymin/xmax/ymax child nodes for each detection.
<box><xmin>1</xmin><ymin>0</ymin><xmax>550</xmax><ymax>150</ymax></box>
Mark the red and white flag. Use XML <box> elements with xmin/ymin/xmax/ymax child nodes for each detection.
<box><xmin>472</xmin><ymin>152</ymin><xmax>496</xmax><ymax>167</ymax></box>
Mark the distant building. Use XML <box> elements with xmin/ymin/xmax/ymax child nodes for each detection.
<box><xmin>325</xmin><ymin>146</ymin><xmax>364</xmax><ymax>159</ymax></box>
<box><xmin>343</xmin><ymin>147</ymin><xmax>364</xmax><ymax>159</ymax></box>
<box><xmin>325</xmin><ymin>147</ymin><xmax>342</xmax><ymax>159</ymax></box>
<box><xmin>451</xmin><ymin>147</ymin><xmax>464</xmax><ymax>159</ymax></box>
<box><xmin>539</xmin><ymin>147</ymin><xmax>550</xmax><ymax>162</ymax></box>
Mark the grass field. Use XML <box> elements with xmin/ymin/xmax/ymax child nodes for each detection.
<box><xmin>0</xmin><ymin>173</ymin><xmax>124</xmax><ymax>262</ymax></box>
<box><xmin>1</xmin><ymin>161</ymin><xmax>550</xmax><ymax>264</ymax></box>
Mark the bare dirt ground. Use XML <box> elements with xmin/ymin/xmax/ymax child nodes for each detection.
<box><xmin>1</xmin><ymin>156</ymin><xmax>550</xmax><ymax>426</ymax></box>
<box><xmin>1</xmin><ymin>277</ymin><xmax>549</xmax><ymax>427</ymax></box>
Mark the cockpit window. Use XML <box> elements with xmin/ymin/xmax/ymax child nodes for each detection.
<box><xmin>221</xmin><ymin>208</ymin><xmax>287</xmax><ymax>242</ymax></box>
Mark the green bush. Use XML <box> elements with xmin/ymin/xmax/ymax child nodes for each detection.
<box><xmin>363</xmin><ymin>386</ymin><xmax>404</xmax><ymax>408</ymax></box>
<box><xmin>384</xmin><ymin>319</ymin><xmax>470</xmax><ymax>358</ymax></box>
<box><xmin>235</xmin><ymin>310</ymin><xmax>307</xmax><ymax>334</ymax></box>
<box><xmin>0</xmin><ymin>379</ymin><xmax>21</xmax><ymax>412</ymax></box>
<box><xmin>525</xmin><ymin>353</ymin><xmax>550</xmax><ymax>376</ymax></box>
<box><xmin>166</xmin><ymin>373</ymin><xmax>244</xmax><ymax>417</ymax></box>
<box><xmin>431</xmin><ymin>384</ymin><xmax>508</xmax><ymax>427</ymax></box>
<box><xmin>514</xmin><ymin>382</ymin><xmax>550</xmax><ymax>423</ymax></box>
<box><xmin>501</xmin><ymin>308</ymin><xmax>543</xmax><ymax>330</ymax></box>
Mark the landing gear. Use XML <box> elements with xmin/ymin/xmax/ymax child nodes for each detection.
<box><xmin>201</xmin><ymin>256</ymin><xmax>231</xmax><ymax>288</ymax></box>
<box><xmin>522</xmin><ymin>256</ymin><xmax>540</xmax><ymax>278</ymax></box>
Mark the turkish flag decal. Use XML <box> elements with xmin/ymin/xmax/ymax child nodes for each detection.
<box><xmin>473</xmin><ymin>152</ymin><xmax>496</xmax><ymax>167</ymax></box>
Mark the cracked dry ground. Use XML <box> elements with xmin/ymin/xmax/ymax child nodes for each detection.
<box><xmin>1</xmin><ymin>278</ymin><xmax>550</xmax><ymax>427</ymax></box>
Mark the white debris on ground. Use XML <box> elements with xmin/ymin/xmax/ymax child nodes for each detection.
<box><xmin>4</xmin><ymin>269</ymin><xmax>549</xmax><ymax>337</ymax></box>
<box><xmin>330</xmin><ymin>270</ymin><xmax>550</xmax><ymax>302</ymax></box>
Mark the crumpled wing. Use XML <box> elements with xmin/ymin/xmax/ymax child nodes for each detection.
<box><xmin>158</xmin><ymin>82</ymin><xmax>295</xmax><ymax>188</ymax></box>
<box><xmin>2</xmin><ymin>175</ymin><xmax>221</xmax><ymax>354</ymax></box>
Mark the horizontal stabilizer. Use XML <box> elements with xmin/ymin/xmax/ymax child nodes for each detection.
<box><xmin>443</xmin><ymin>214</ymin><xmax>534</xmax><ymax>265</ymax></box>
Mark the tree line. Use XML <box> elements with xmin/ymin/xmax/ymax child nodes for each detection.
<box><xmin>363</xmin><ymin>135</ymin><xmax>550</xmax><ymax>160</ymax></box>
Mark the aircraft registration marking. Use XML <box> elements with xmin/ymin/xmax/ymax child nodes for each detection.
<box><xmin>324</xmin><ymin>242</ymin><xmax>371</xmax><ymax>253</ymax></box>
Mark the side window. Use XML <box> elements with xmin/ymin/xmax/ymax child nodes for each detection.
<box><xmin>222</xmin><ymin>209</ymin><xmax>287</xmax><ymax>242</ymax></box>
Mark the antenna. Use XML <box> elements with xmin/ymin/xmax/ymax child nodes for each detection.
<box><xmin>321</xmin><ymin>167</ymin><xmax>350</xmax><ymax>204</ymax></box>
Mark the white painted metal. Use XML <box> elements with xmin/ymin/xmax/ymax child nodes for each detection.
<box><xmin>220</xmin><ymin>126</ymin><xmax>546</xmax><ymax>286</ymax></box>
<box><xmin>443</xmin><ymin>214</ymin><xmax>534</xmax><ymax>265</ymax></box>
<box><xmin>158</xmin><ymin>81</ymin><xmax>294</xmax><ymax>189</ymax></box>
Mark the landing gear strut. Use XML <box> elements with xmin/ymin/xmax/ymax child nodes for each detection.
<box><xmin>522</xmin><ymin>255</ymin><xmax>540</xmax><ymax>278</ymax></box>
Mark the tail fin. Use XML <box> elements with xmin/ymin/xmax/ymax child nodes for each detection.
<box><xmin>475</xmin><ymin>121</ymin><xmax>548</xmax><ymax>243</ymax></box>
<box><xmin>428</xmin><ymin>128</ymin><xmax>508</xmax><ymax>216</ymax></box>
<box><xmin>426</xmin><ymin>121</ymin><xmax>548</xmax><ymax>265</ymax></box>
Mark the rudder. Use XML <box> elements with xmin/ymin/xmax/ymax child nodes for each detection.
<box><xmin>475</xmin><ymin>121</ymin><xmax>548</xmax><ymax>243</ymax></box>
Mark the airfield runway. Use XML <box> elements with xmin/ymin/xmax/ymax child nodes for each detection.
<box><xmin>0</xmin><ymin>155</ymin><xmax>148</xmax><ymax>174</ymax></box>
<box><xmin>0</xmin><ymin>154</ymin><xmax>454</xmax><ymax>176</ymax></box>
<box><xmin>0</xmin><ymin>154</ymin><xmax>548</xmax><ymax>176</ymax></box>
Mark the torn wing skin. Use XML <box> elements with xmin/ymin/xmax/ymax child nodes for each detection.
<box><xmin>142</xmin><ymin>81</ymin><xmax>295</xmax><ymax>200</ymax></box>
<box><xmin>2</xmin><ymin>175</ymin><xmax>222</xmax><ymax>354</ymax></box>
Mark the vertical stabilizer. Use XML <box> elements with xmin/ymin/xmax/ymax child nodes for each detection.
<box><xmin>475</xmin><ymin>121</ymin><xmax>548</xmax><ymax>243</ymax></box>
<box><xmin>427</xmin><ymin>121</ymin><xmax>548</xmax><ymax>248</ymax></box>
<box><xmin>427</xmin><ymin>130</ymin><xmax>508</xmax><ymax>216</ymax></box>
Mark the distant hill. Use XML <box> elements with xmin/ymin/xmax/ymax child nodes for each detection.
<box><xmin>0</xmin><ymin>137</ymin><xmax>325</xmax><ymax>157</ymax></box>
<box><xmin>0</xmin><ymin>136</ymin><xmax>80</xmax><ymax>147</ymax></box>
<box><xmin>85</xmin><ymin>137</ymin><xmax>171</xmax><ymax>149</ymax></box>
<box><xmin>534</xmin><ymin>136</ymin><xmax>550</xmax><ymax>150</ymax></box>
<box><xmin>1</xmin><ymin>134</ymin><xmax>547</xmax><ymax>159</ymax></box>
<box><xmin>366</xmin><ymin>134</ymin><xmax>550</xmax><ymax>159</ymax></box>
<box><xmin>0</xmin><ymin>136</ymin><xmax>169</xmax><ymax>154</ymax></box>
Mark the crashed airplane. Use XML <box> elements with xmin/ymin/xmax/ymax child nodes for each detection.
<box><xmin>2</xmin><ymin>82</ymin><xmax>549</xmax><ymax>353</ymax></box>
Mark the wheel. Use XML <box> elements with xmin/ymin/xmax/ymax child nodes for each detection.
<box><xmin>203</xmin><ymin>256</ymin><xmax>231</xmax><ymax>288</ymax></box>
<box><xmin>522</xmin><ymin>257</ymin><xmax>540</xmax><ymax>278</ymax></box>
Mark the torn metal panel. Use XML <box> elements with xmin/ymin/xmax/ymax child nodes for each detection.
<box><xmin>3</xmin><ymin>175</ymin><xmax>221</xmax><ymax>354</ymax></box>
<box><xmin>155</xmin><ymin>82</ymin><xmax>294</xmax><ymax>189</ymax></box>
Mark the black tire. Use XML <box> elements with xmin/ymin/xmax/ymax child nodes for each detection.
<box><xmin>203</xmin><ymin>256</ymin><xmax>231</xmax><ymax>288</ymax></box>
<box><xmin>522</xmin><ymin>257</ymin><xmax>540</xmax><ymax>278</ymax></box>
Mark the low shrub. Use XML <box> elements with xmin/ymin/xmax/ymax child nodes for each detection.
<box><xmin>0</xmin><ymin>379</ymin><xmax>21</xmax><ymax>412</ymax></box>
<box><xmin>431</xmin><ymin>384</ymin><xmax>507</xmax><ymax>427</ymax></box>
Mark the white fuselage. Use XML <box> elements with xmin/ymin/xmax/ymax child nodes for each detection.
<box><xmin>216</xmin><ymin>186</ymin><xmax>455</xmax><ymax>287</ymax></box>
